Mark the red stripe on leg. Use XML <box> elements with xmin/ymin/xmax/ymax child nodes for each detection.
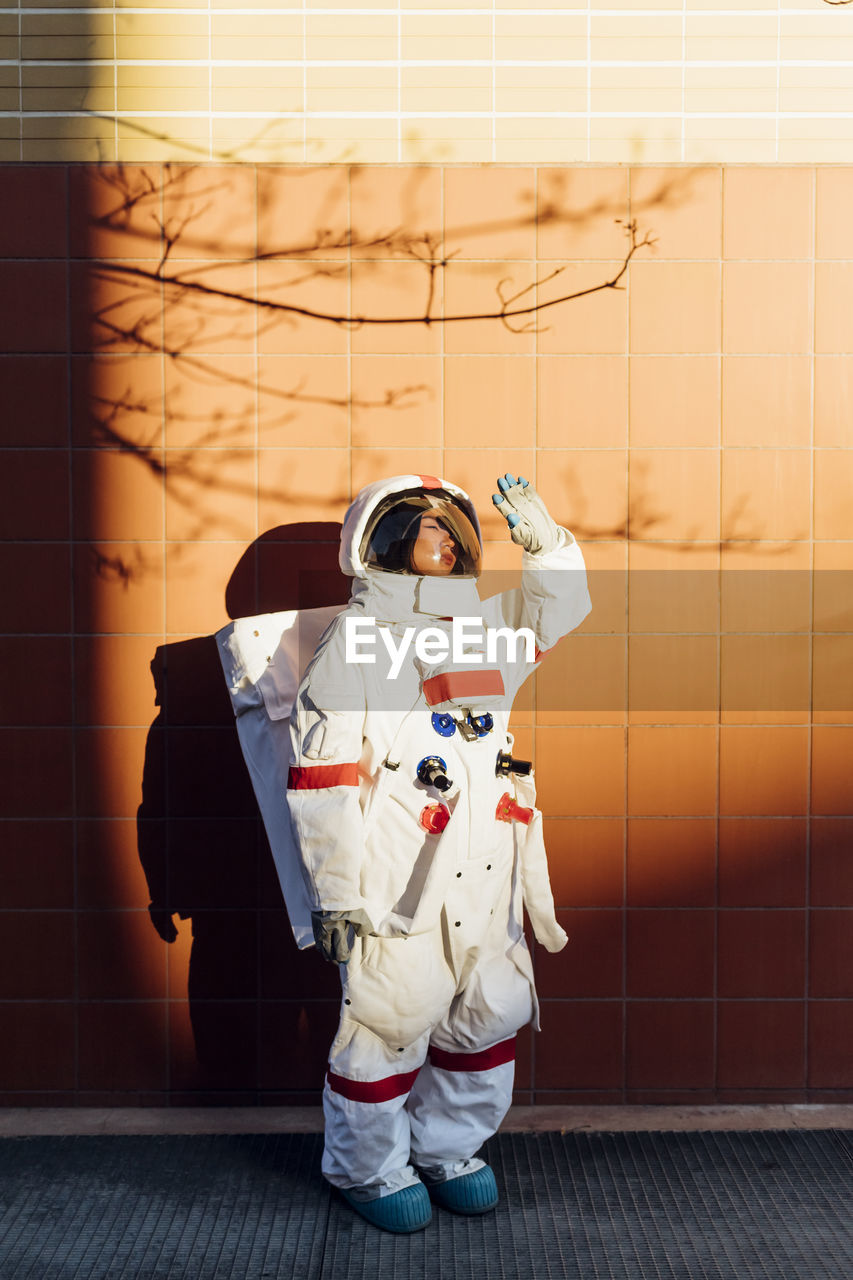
<box><xmin>326</xmin><ymin>1067</ymin><xmax>421</xmax><ymax>1103</ymax></box>
<box><xmin>428</xmin><ymin>1037</ymin><xmax>516</xmax><ymax>1073</ymax></box>
<box><xmin>288</xmin><ymin>763</ymin><xmax>359</xmax><ymax>790</ymax></box>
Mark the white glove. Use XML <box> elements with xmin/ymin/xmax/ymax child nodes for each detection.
<box><xmin>311</xmin><ymin>909</ymin><xmax>372</xmax><ymax>964</ymax></box>
<box><xmin>492</xmin><ymin>472</ymin><xmax>560</xmax><ymax>556</ymax></box>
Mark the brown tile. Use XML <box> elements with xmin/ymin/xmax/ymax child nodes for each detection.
<box><xmin>717</xmin><ymin>1002</ymin><xmax>805</xmax><ymax>1089</ymax></box>
<box><xmin>0</xmin><ymin>543</ymin><xmax>72</xmax><ymax>634</ymax></box>
<box><xmin>165</xmin><ymin>447</ymin><xmax>256</xmax><ymax>543</ymax></box>
<box><xmin>816</xmin><ymin>169</ymin><xmax>853</xmax><ymax>259</ymax></box>
<box><xmin>629</xmin><ymin>449</ymin><xmax>720</xmax><ymax>544</ymax></box>
<box><xmin>627</xmin><ymin>544</ymin><xmax>720</xmax><ymax>635</ymax></box>
<box><xmin>815</xmin><ymin>451</ymin><xmax>853</xmax><ymax>541</ymax></box>
<box><xmin>70</xmin><ymin>261</ymin><xmax>161</xmax><ymax>355</ymax></box>
<box><xmin>718</xmin><ymin>910</ymin><xmax>806</xmax><ymax>998</ymax></box>
<box><xmin>538</xmin><ymin>356</ymin><xmax>627</xmax><ymax>449</ymax></box>
<box><xmin>811</xmin><ymin>819</ymin><xmax>853</xmax><ymax>908</ymax></box>
<box><xmin>165</xmin><ymin>353</ymin><xmax>256</xmax><ymax>450</ymax></box>
<box><xmin>164</xmin><ymin>540</ymin><xmax>243</xmax><ymax>636</ymax></box>
<box><xmin>351</xmin><ymin>260</ymin><xmax>443</xmax><ymax>356</ymax></box>
<box><xmin>0</xmin><ymin>356</ymin><xmax>69</xmax><ymax>448</ymax></box>
<box><xmin>626</xmin><ymin>1002</ymin><xmax>715</xmax><ymax>1089</ymax></box>
<box><xmin>539</xmin><ymin>168</ymin><xmax>630</xmax><ymax>262</ymax></box>
<box><xmin>720</xmin><ymin>542</ymin><xmax>811</xmax><ymax>635</ymax></box>
<box><xmin>171</xmin><ymin>910</ymin><xmax>258</xmax><ymax>1001</ymax></box>
<box><xmin>257</xmin><ymin>260</ymin><xmax>350</xmax><ymax>356</ymax></box>
<box><xmin>814</xmin><ymin>542</ymin><xmax>853</xmax><ymax>633</ymax></box>
<box><xmin>78</xmin><ymin>1001</ymin><xmax>168</xmax><ymax>1091</ymax></box>
<box><xmin>168</xmin><ymin>819</ymin><xmax>260</xmax><ymax>913</ymax></box>
<box><xmin>538</xmin><ymin>261</ymin><xmax>628</xmax><ymax>355</ymax></box>
<box><xmin>444</xmin><ymin>168</ymin><xmax>537</xmax><ymax>261</ymax></box>
<box><xmin>630</xmin><ymin>262</ymin><xmax>720</xmax><ymax>356</ymax></box>
<box><xmin>0</xmin><ymin>911</ymin><xmax>74</xmax><ymax>999</ymax></box>
<box><xmin>441</xmin><ymin>448</ymin><xmax>536</xmax><ymax>543</ymax></box>
<box><xmin>536</xmin><ymin>727</ymin><xmax>626</xmax><ymax>817</ymax></box>
<box><xmin>1</xmin><ymin>167</ymin><xmax>67</xmax><ymax>258</ymax></box>
<box><xmin>260</xmin><ymin>910</ymin><xmax>340</xmax><ymax>1002</ymax></box>
<box><xmin>162</xmin><ymin>166</ymin><xmax>256</xmax><ymax>261</ymax></box>
<box><xmin>538</xmin><ymin>449</ymin><xmax>627</xmax><ymax>544</ymax></box>
<box><xmin>627</xmin><ymin>727</ymin><xmax>718</xmax><ymax>817</ymax></box>
<box><xmin>445</xmin><ymin>262</ymin><xmax>537</xmax><ymax>356</ymax></box>
<box><xmin>722</xmin><ymin>449</ymin><xmax>810</xmax><ymax>543</ymax></box>
<box><xmin>721</xmin><ymin>635</ymin><xmax>811</xmax><ymax>726</ymax></box>
<box><xmin>172</xmin><ymin>995</ymin><xmax>259</xmax><ymax>1091</ymax></box>
<box><xmin>536</xmin><ymin>633</ymin><xmax>626</xmax><ymax>726</ymax></box>
<box><xmin>78</xmin><ymin>818</ymin><xmax>155</xmax><ymax>910</ymax></box>
<box><xmin>814</xmin><ymin>636</ymin><xmax>853</xmax><ymax>725</ymax></box>
<box><xmin>723</xmin><ymin>168</ymin><xmax>813</xmax><ymax>260</ymax></box>
<box><xmin>631</xmin><ymin>167</ymin><xmax>722</xmax><ymax>261</ymax></box>
<box><xmin>73</xmin><ymin>541</ymin><xmax>165</xmax><ymax>635</ymax></box>
<box><xmin>723</xmin><ymin>263</ymin><xmax>811</xmax><ymax>355</ymax></box>
<box><xmin>0</xmin><ymin>821</ymin><xmax>74</xmax><ymax>910</ymax></box>
<box><xmin>258</xmin><ymin>1000</ymin><xmax>339</xmax><ymax>1092</ymax></box>
<box><xmin>444</xmin><ymin>355</ymin><xmax>536</xmax><ymax>448</ymax></box>
<box><xmin>814</xmin><ymin>356</ymin><xmax>853</xmax><ymax>448</ymax></box>
<box><xmin>515</xmin><ymin>1026</ymin><xmax>533</xmax><ymax>1093</ymax></box>
<box><xmin>580</xmin><ymin>542</ymin><xmax>627</xmax><ymax>636</ymax></box>
<box><xmin>69</xmin><ymin>165</ymin><xmax>163</xmax><ymax>260</ymax></box>
<box><xmin>258</xmin><ymin>166</ymin><xmax>350</xmax><ymax>260</ymax></box>
<box><xmin>536</xmin><ymin>909</ymin><xmax>623</xmax><ymax>998</ymax></box>
<box><xmin>163</xmin><ymin>263</ymin><xmax>256</xmax><ymax>356</ymax></box>
<box><xmin>0</xmin><ymin>1004</ymin><xmax>76</xmax><ymax>1092</ymax></box>
<box><xmin>350</xmin><ymin>167</ymin><xmax>442</xmax><ymax>260</ymax></box>
<box><xmin>256</xmin><ymin>538</ymin><xmax>349</xmax><ymax>616</ymax></box>
<box><xmin>350</xmin><ymin>448</ymin><xmax>445</xmax><ymax>501</ymax></box>
<box><xmin>815</xmin><ymin>262</ymin><xmax>853</xmax><ymax>354</ymax></box>
<box><xmin>78</xmin><ymin>909</ymin><xmax>167</xmax><ymax>1000</ymax></box>
<box><xmin>259</xmin><ymin>447</ymin><xmax>350</xmax><ymax>530</ymax></box>
<box><xmin>75</xmin><ymin>727</ymin><xmax>149</xmax><ymax>819</ymax></box>
<box><xmin>719</xmin><ymin>818</ymin><xmax>807</xmax><ymax>908</ymax></box>
<box><xmin>720</xmin><ymin>727</ymin><xmax>809</xmax><ymax>817</ymax></box>
<box><xmin>73</xmin><ymin>635</ymin><xmax>159</xmax><ymax>728</ymax></box>
<box><xmin>809</xmin><ymin>910</ymin><xmax>853</xmax><ymax>998</ymax></box>
<box><xmin>629</xmin><ymin>355</ymin><xmax>719</xmax><ymax>448</ymax></box>
<box><xmin>811</xmin><ymin>727</ymin><xmax>853</xmax><ymax>817</ymax></box>
<box><xmin>627</xmin><ymin>818</ymin><xmax>716</xmax><ymax>908</ymax></box>
<box><xmin>0</xmin><ymin>637</ymin><xmax>72</xmax><ymax>727</ymax></box>
<box><xmin>0</xmin><ymin>263</ymin><xmax>68</xmax><ymax>354</ymax></box>
<box><xmin>807</xmin><ymin>1001</ymin><xmax>853</xmax><ymax>1088</ymax></box>
<box><xmin>0</xmin><ymin>727</ymin><xmax>73</xmax><ymax>819</ymax></box>
<box><xmin>73</xmin><ymin>448</ymin><xmax>164</xmax><ymax>542</ymax></box>
<box><xmin>723</xmin><ymin>357</ymin><xmax>812</xmax><ymax>449</ymax></box>
<box><xmin>544</xmin><ymin>818</ymin><xmax>624</xmax><ymax>908</ymax></box>
<box><xmin>627</xmin><ymin>910</ymin><xmax>714</xmax><ymax>998</ymax></box>
<box><xmin>628</xmin><ymin>635</ymin><xmax>717</xmax><ymax>726</ymax></box>
<box><xmin>164</xmin><ymin>726</ymin><xmax>256</xmax><ymax>821</ymax></box>
<box><xmin>535</xmin><ymin>1002</ymin><xmax>624</xmax><ymax>1089</ymax></box>
<box><xmin>72</xmin><ymin>353</ymin><xmax>163</xmax><ymax>450</ymax></box>
<box><xmin>351</xmin><ymin>355</ymin><xmax>441</xmax><ymax>449</ymax></box>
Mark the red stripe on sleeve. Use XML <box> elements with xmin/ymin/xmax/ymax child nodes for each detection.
<box><xmin>326</xmin><ymin>1067</ymin><xmax>421</xmax><ymax>1103</ymax></box>
<box><xmin>422</xmin><ymin>670</ymin><xmax>505</xmax><ymax>707</ymax></box>
<box><xmin>288</xmin><ymin>763</ymin><xmax>359</xmax><ymax>790</ymax></box>
<box><xmin>428</xmin><ymin>1036</ymin><xmax>516</xmax><ymax>1074</ymax></box>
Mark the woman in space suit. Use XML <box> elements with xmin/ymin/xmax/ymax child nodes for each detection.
<box><xmin>286</xmin><ymin>471</ymin><xmax>591</xmax><ymax>1232</ymax></box>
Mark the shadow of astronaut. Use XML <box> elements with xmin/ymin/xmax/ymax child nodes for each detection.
<box><xmin>137</xmin><ymin>523</ymin><xmax>348</xmax><ymax>1091</ymax></box>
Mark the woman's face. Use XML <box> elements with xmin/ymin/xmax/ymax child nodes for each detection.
<box><xmin>410</xmin><ymin>513</ymin><xmax>457</xmax><ymax>575</ymax></box>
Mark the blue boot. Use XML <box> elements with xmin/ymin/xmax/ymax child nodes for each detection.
<box><xmin>426</xmin><ymin>1164</ymin><xmax>499</xmax><ymax>1215</ymax></box>
<box><xmin>339</xmin><ymin>1182</ymin><xmax>432</xmax><ymax>1233</ymax></box>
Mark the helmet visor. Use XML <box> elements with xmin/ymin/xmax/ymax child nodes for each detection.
<box><xmin>360</xmin><ymin>490</ymin><xmax>482</xmax><ymax>577</ymax></box>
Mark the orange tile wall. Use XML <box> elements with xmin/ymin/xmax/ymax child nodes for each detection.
<box><xmin>1</xmin><ymin>163</ymin><xmax>851</xmax><ymax>1106</ymax></box>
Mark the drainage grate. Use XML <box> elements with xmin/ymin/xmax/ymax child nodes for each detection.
<box><xmin>0</xmin><ymin>1131</ymin><xmax>849</xmax><ymax>1279</ymax></box>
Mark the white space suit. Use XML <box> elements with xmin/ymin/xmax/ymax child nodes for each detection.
<box><xmin>282</xmin><ymin>474</ymin><xmax>591</xmax><ymax>1211</ymax></box>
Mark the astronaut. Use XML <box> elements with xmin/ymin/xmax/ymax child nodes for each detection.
<box><xmin>284</xmin><ymin>471</ymin><xmax>591</xmax><ymax>1233</ymax></box>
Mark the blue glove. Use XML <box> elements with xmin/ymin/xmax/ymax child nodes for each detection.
<box><xmin>491</xmin><ymin>473</ymin><xmax>560</xmax><ymax>555</ymax></box>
